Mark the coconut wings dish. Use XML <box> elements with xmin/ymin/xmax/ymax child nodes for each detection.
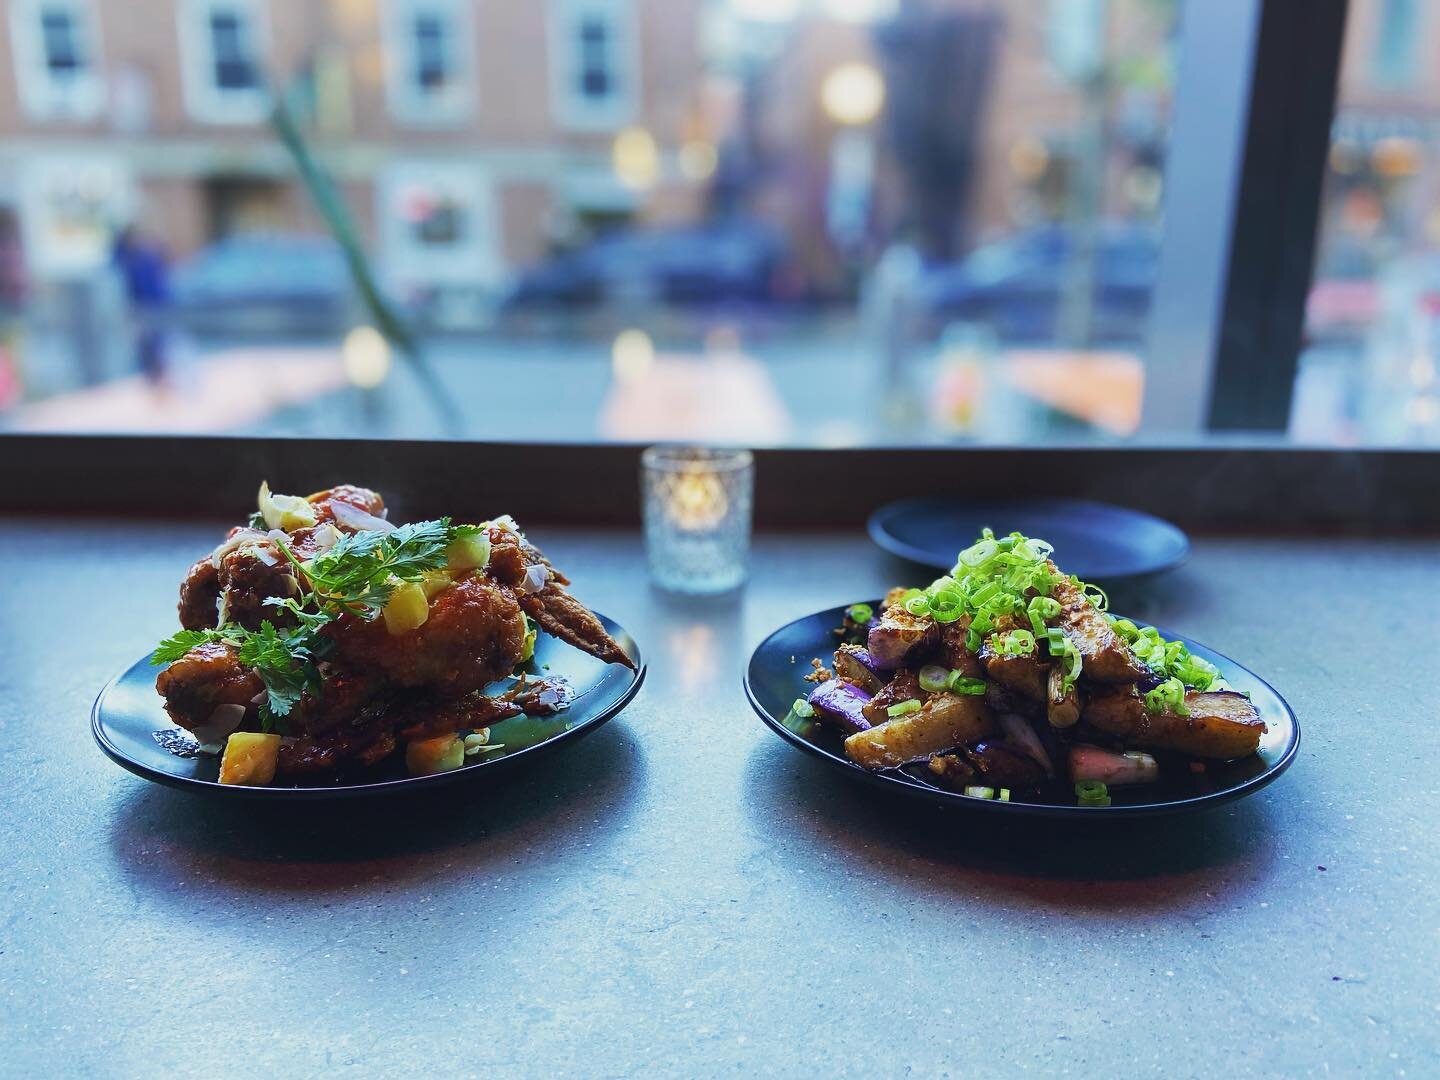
<box><xmin>797</xmin><ymin>530</ymin><xmax>1265</xmax><ymax>807</ymax></box>
<box><xmin>152</xmin><ymin>483</ymin><xmax>633</xmax><ymax>786</ymax></box>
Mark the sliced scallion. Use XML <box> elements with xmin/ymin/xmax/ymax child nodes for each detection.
<box><xmin>917</xmin><ymin>665</ymin><xmax>950</xmax><ymax>693</ymax></box>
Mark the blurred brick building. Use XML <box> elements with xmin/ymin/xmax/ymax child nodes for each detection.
<box><xmin>0</xmin><ymin>0</ymin><xmax>709</xmax><ymax>299</ymax></box>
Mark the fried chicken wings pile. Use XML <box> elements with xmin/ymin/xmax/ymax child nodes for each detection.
<box><xmin>803</xmin><ymin>530</ymin><xmax>1265</xmax><ymax>805</ymax></box>
<box><xmin>154</xmin><ymin>484</ymin><xmax>633</xmax><ymax>784</ymax></box>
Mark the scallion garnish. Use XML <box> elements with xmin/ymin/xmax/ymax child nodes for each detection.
<box><xmin>917</xmin><ymin>665</ymin><xmax>950</xmax><ymax>693</ymax></box>
<box><xmin>887</xmin><ymin>700</ymin><xmax>922</xmax><ymax>717</ymax></box>
<box><xmin>1143</xmin><ymin>676</ymin><xmax>1189</xmax><ymax>716</ymax></box>
<box><xmin>996</xmin><ymin>628</ymin><xmax>1036</xmax><ymax>656</ymax></box>
<box><xmin>792</xmin><ymin>697</ymin><xmax>816</xmax><ymax>718</ymax></box>
<box><xmin>945</xmin><ymin>673</ymin><xmax>987</xmax><ymax>696</ymax></box>
<box><xmin>1075</xmin><ymin>780</ymin><xmax>1111</xmax><ymax>807</ymax></box>
<box><xmin>846</xmin><ymin>603</ymin><xmax>874</xmax><ymax>625</ymax></box>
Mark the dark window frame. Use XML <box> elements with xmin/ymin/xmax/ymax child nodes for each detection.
<box><xmin>1208</xmin><ymin>0</ymin><xmax>1350</xmax><ymax>431</ymax></box>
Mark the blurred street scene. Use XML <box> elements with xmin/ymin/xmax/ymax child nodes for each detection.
<box><xmin>0</xmin><ymin>0</ymin><xmax>1435</xmax><ymax>444</ymax></box>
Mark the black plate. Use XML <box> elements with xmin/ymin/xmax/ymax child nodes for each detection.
<box><xmin>868</xmin><ymin>497</ymin><xmax>1190</xmax><ymax>581</ymax></box>
<box><xmin>744</xmin><ymin>603</ymin><xmax>1298</xmax><ymax>819</ymax></box>
<box><xmin>93</xmin><ymin>613</ymin><xmax>644</xmax><ymax>801</ymax></box>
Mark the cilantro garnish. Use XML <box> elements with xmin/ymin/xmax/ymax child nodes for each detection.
<box><xmin>152</xmin><ymin>516</ymin><xmax>485</xmax><ymax>730</ymax></box>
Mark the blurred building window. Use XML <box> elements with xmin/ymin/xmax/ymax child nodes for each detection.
<box><xmin>179</xmin><ymin>0</ymin><xmax>267</xmax><ymax>123</ymax></box>
<box><xmin>1295</xmin><ymin>0</ymin><xmax>1440</xmax><ymax>445</ymax></box>
<box><xmin>378</xmin><ymin>162</ymin><xmax>501</xmax><ymax>308</ymax></box>
<box><xmin>549</xmin><ymin>0</ymin><xmax>635</xmax><ymax>130</ymax></box>
<box><xmin>9</xmin><ymin>0</ymin><xmax>103</xmax><ymax>122</ymax></box>
<box><xmin>383</xmin><ymin>0</ymin><xmax>475</xmax><ymax>126</ymax></box>
<box><xmin>1372</xmin><ymin>0</ymin><xmax>1420</xmax><ymax>88</ymax></box>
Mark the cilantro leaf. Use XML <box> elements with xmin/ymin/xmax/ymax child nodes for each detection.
<box><xmin>151</xmin><ymin>627</ymin><xmax>238</xmax><ymax>665</ymax></box>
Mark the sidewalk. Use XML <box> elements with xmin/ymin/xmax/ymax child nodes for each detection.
<box><xmin>7</xmin><ymin>346</ymin><xmax>347</xmax><ymax>433</ymax></box>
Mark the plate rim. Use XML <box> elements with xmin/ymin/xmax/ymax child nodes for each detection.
<box><xmin>744</xmin><ymin>601</ymin><xmax>1299</xmax><ymax>820</ymax></box>
<box><xmin>92</xmin><ymin>613</ymin><xmax>646</xmax><ymax>801</ymax></box>
<box><xmin>866</xmin><ymin>496</ymin><xmax>1191</xmax><ymax>580</ymax></box>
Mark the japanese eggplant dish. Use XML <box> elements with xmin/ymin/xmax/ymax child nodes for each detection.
<box><xmin>796</xmin><ymin>530</ymin><xmax>1265</xmax><ymax>807</ymax></box>
<box><xmin>151</xmin><ymin>483</ymin><xmax>634</xmax><ymax>787</ymax></box>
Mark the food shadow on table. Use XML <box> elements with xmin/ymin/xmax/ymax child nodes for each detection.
<box><xmin>741</xmin><ymin>737</ymin><xmax>1283</xmax><ymax>913</ymax></box>
<box><xmin>105</xmin><ymin>721</ymin><xmax>648</xmax><ymax>900</ymax></box>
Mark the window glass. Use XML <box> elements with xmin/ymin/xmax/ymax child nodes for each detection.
<box><xmin>11</xmin><ymin>0</ymin><xmax>101</xmax><ymax>120</ymax></box>
<box><xmin>0</xmin><ymin>0</ymin><xmax>1401</xmax><ymax>448</ymax></box>
<box><xmin>1295</xmin><ymin>0</ymin><xmax>1440</xmax><ymax>444</ymax></box>
<box><xmin>579</xmin><ymin>17</ymin><xmax>613</xmax><ymax>100</ymax></box>
<box><xmin>414</xmin><ymin>13</ymin><xmax>452</xmax><ymax>92</ymax></box>
<box><xmin>210</xmin><ymin>10</ymin><xmax>259</xmax><ymax>91</ymax></box>
<box><xmin>41</xmin><ymin>8</ymin><xmax>84</xmax><ymax>78</ymax></box>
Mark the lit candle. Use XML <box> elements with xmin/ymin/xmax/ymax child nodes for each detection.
<box><xmin>665</xmin><ymin>469</ymin><xmax>729</xmax><ymax>532</ymax></box>
<box><xmin>641</xmin><ymin>446</ymin><xmax>754</xmax><ymax>594</ymax></box>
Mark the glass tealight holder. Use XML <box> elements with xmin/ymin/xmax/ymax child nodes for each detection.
<box><xmin>641</xmin><ymin>446</ymin><xmax>754</xmax><ymax>594</ymax></box>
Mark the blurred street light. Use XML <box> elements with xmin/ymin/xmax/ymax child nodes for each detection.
<box><xmin>613</xmin><ymin>329</ymin><xmax>655</xmax><ymax>383</ymax></box>
<box><xmin>613</xmin><ymin>127</ymin><xmax>660</xmax><ymax>190</ymax></box>
<box><xmin>823</xmin><ymin>0</ymin><xmax>898</xmax><ymax>21</ymax></box>
<box><xmin>343</xmin><ymin>325</ymin><xmax>390</xmax><ymax>388</ymax></box>
<box><xmin>729</xmin><ymin>0</ymin><xmax>801</xmax><ymax>22</ymax></box>
<box><xmin>821</xmin><ymin>62</ymin><xmax>885</xmax><ymax>126</ymax></box>
<box><xmin>679</xmin><ymin>139</ymin><xmax>719</xmax><ymax>181</ymax></box>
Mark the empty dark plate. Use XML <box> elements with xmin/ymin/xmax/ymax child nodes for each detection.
<box><xmin>868</xmin><ymin>497</ymin><xmax>1190</xmax><ymax>581</ymax></box>
<box><xmin>744</xmin><ymin>603</ymin><xmax>1298</xmax><ymax>819</ymax></box>
<box><xmin>93</xmin><ymin>613</ymin><xmax>644</xmax><ymax>801</ymax></box>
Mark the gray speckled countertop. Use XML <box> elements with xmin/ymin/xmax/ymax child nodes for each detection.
<box><xmin>0</xmin><ymin>519</ymin><xmax>1436</xmax><ymax>1078</ymax></box>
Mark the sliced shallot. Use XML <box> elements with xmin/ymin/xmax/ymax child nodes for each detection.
<box><xmin>330</xmin><ymin>499</ymin><xmax>396</xmax><ymax>534</ymax></box>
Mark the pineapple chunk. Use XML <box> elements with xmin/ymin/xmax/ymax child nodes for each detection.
<box><xmin>418</xmin><ymin>569</ymin><xmax>453</xmax><ymax>599</ymax></box>
<box><xmin>445</xmin><ymin>534</ymin><xmax>491</xmax><ymax>571</ymax></box>
<box><xmin>218</xmin><ymin>732</ymin><xmax>281</xmax><ymax>786</ymax></box>
<box><xmin>519</xmin><ymin>615</ymin><xmax>537</xmax><ymax>663</ymax></box>
<box><xmin>406</xmin><ymin>734</ymin><xmax>465</xmax><ymax>776</ymax></box>
<box><xmin>382</xmin><ymin>580</ymin><xmax>430</xmax><ymax>634</ymax></box>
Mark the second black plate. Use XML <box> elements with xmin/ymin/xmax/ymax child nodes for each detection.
<box><xmin>868</xmin><ymin>497</ymin><xmax>1190</xmax><ymax>581</ymax></box>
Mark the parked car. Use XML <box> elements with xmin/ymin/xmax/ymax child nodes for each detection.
<box><xmin>171</xmin><ymin>234</ymin><xmax>356</xmax><ymax>336</ymax></box>
<box><xmin>502</xmin><ymin>219</ymin><xmax>788</xmax><ymax>310</ymax></box>
<box><xmin>1304</xmin><ymin>239</ymin><xmax>1381</xmax><ymax>346</ymax></box>
<box><xmin>916</xmin><ymin>223</ymin><xmax>1160</xmax><ymax>344</ymax></box>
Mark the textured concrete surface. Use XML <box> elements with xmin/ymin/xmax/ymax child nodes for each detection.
<box><xmin>0</xmin><ymin>518</ymin><xmax>1436</xmax><ymax>1078</ymax></box>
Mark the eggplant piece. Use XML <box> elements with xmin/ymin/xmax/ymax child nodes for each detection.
<box><xmin>844</xmin><ymin>691</ymin><xmax>995</xmax><ymax>770</ymax></box>
<box><xmin>926</xmin><ymin>752</ymin><xmax>977</xmax><ymax>790</ymax></box>
<box><xmin>963</xmin><ymin>740</ymin><xmax>1048</xmax><ymax>790</ymax></box>
<box><xmin>866</xmin><ymin>607</ymin><xmax>939</xmax><ymax>670</ymax></box>
<box><xmin>832</xmin><ymin>644</ymin><xmax>885</xmax><ymax>694</ymax></box>
<box><xmin>938</xmin><ymin>620</ymin><xmax>984</xmax><ymax>678</ymax></box>
<box><xmin>861</xmin><ymin>669</ymin><xmax>923</xmax><ymax>727</ymax></box>
<box><xmin>807</xmin><ymin>680</ymin><xmax>874</xmax><ymax>734</ymax></box>
<box><xmin>978</xmin><ymin>641</ymin><xmax>1049</xmax><ymax>704</ymax></box>
<box><xmin>1083</xmin><ymin>688</ymin><xmax>1265</xmax><ymax>760</ymax></box>
<box><xmin>985</xmin><ymin>680</ymin><xmax>1040</xmax><ymax>722</ymax></box>
<box><xmin>1068</xmin><ymin>744</ymin><xmax>1160</xmax><ymax>785</ymax></box>
<box><xmin>1050</xmin><ymin>573</ymin><xmax>1151</xmax><ymax>683</ymax></box>
<box><xmin>881</xmin><ymin>586</ymin><xmax>910</xmax><ymax>610</ymax></box>
<box><xmin>1046</xmin><ymin>666</ymin><xmax>1081</xmax><ymax>729</ymax></box>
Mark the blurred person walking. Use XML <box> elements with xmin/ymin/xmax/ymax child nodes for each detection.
<box><xmin>111</xmin><ymin>224</ymin><xmax>172</xmax><ymax>385</ymax></box>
